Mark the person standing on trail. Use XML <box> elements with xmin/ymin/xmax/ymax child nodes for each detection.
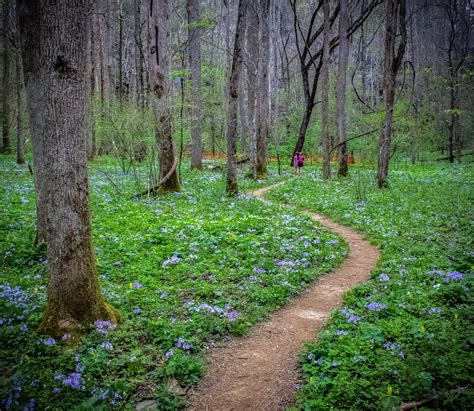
<box><xmin>293</xmin><ymin>152</ymin><xmax>305</xmax><ymax>175</ymax></box>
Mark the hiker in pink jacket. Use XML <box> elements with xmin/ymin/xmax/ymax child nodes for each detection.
<box><xmin>293</xmin><ymin>152</ymin><xmax>305</xmax><ymax>175</ymax></box>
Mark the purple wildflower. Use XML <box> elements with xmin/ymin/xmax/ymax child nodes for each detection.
<box><xmin>227</xmin><ymin>310</ymin><xmax>241</xmax><ymax>322</ymax></box>
<box><xmin>175</xmin><ymin>337</ymin><xmax>192</xmax><ymax>350</ymax></box>
<box><xmin>162</xmin><ymin>254</ymin><xmax>182</xmax><ymax>267</ymax></box>
<box><xmin>427</xmin><ymin>307</ymin><xmax>441</xmax><ymax>314</ymax></box>
<box><xmin>307</xmin><ymin>353</ymin><xmax>315</xmax><ymax>360</ymax></box>
<box><xmin>379</xmin><ymin>273</ymin><xmax>390</xmax><ymax>281</ymax></box>
<box><xmin>94</xmin><ymin>320</ymin><xmax>117</xmax><ymax>335</ymax></box>
<box><xmin>133</xmin><ymin>307</ymin><xmax>142</xmax><ymax>314</ymax></box>
<box><xmin>132</xmin><ymin>282</ymin><xmax>142</xmax><ymax>288</ymax></box>
<box><xmin>43</xmin><ymin>337</ymin><xmax>56</xmax><ymax>346</ymax></box>
<box><xmin>100</xmin><ymin>341</ymin><xmax>114</xmax><ymax>350</ymax></box>
<box><xmin>75</xmin><ymin>363</ymin><xmax>86</xmax><ymax>373</ymax></box>
<box><xmin>63</xmin><ymin>373</ymin><xmax>82</xmax><ymax>389</ymax></box>
<box><xmin>367</xmin><ymin>302</ymin><xmax>387</xmax><ymax>311</ymax></box>
<box><xmin>52</xmin><ymin>388</ymin><xmax>61</xmax><ymax>393</ymax></box>
<box><xmin>445</xmin><ymin>271</ymin><xmax>463</xmax><ymax>282</ymax></box>
<box><xmin>335</xmin><ymin>330</ymin><xmax>348</xmax><ymax>336</ymax></box>
<box><xmin>0</xmin><ymin>284</ymin><xmax>31</xmax><ymax>308</ymax></box>
<box><xmin>347</xmin><ymin>315</ymin><xmax>361</xmax><ymax>323</ymax></box>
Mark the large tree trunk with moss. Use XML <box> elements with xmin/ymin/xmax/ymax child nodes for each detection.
<box><xmin>149</xmin><ymin>0</ymin><xmax>180</xmax><ymax>193</ymax></box>
<box><xmin>377</xmin><ymin>0</ymin><xmax>407</xmax><ymax>188</ymax></box>
<box><xmin>336</xmin><ymin>0</ymin><xmax>349</xmax><ymax>177</ymax></box>
<box><xmin>18</xmin><ymin>0</ymin><xmax>118</xmax><ymax>337</ymax></box>
<box><xmin>255</xmin><ymin>0</ymin><xmax>270</xmax><ymax>178</ymax></box>
<box><xmin>226</xmin><ymin>0</ymin><xmax>247</xmax><ymax>195</ymax></box>
<box><xmin>321</xmin><ymin>0</ymin><xmax>331</xmax><ymax>179</ymax></box>
<box><xmin>2</xmin><ymin>0</ymin><xmax>11</xmax><ymax>154</ymax></box>
<box><xmin>187</xmin><ymin>0</ymin><xmax>203</xmax><ymax>170</ymax></box>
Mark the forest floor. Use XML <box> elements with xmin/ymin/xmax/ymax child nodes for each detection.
<box><xmin>1</xmin><ymin>157</ymin><xmax>472</xmax><ymax>410</ymax></box>
<box><xmin>187</xmin><ymin>182</ymin><xmax>379</xmax><ymax>410</ymax></box>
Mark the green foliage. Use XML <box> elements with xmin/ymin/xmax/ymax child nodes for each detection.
<box><xmin>0</xmin><ymin>156</ymin><xmax>346</xmax><ymax>409</ymax></box>
<box><xmin>267</xmin><ymin>164</ymin><xmax>474</xmax><ymax>410</ymax></box>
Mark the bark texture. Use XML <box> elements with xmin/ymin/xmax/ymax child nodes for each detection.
<box><xmin>15</xmin><ymin>38</ymin><xmax>25</xmax><ymax>164</ymax></box>
<box><xmin>377</xmin><ymin>0</ymin><xmax>407</xmax><ymax>188</ymax></box>
<box><xmin>256</xmin><ymin>0</ymin><xmax>270</xmax><ymax>178</ymax></box>
<box><xmin>321</xmin><ymin>0</ymin><xmax>331</xmax><ymax>179</ymax></box>
<box><xmin>336</xmin><ymin>0</ymin><xmax>349</xmax><ymax>176</ymax></box>
<box><xmin>187</xmin><ymin>0</ymin><xmax>203</xmax><ymax>169</ymax></box>
<box><xmin>226</xmin><ymin>0</ymin><xmax>247</xmax><ymax>195</ymax></box>
<box><xmin>2</xmin><ymin>0</ymin><xmax>11</xmax><ymax>154</ymax></box>
<box><xmin>18</xmin><ymin>0</ymin><xmax>118</xmax><ymax>336</ymax></box>
<box><xmin>149</xmin><ymin>0</ymin><xmax>180</xmax><ymax>193</ymax></box>
<box><xmin>246</xmin><ymin>2</ymin><xmax>259</xmax><ymax>178</ymax></box>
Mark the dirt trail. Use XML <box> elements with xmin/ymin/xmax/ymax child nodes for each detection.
<box><xmin>187</xmin><ymin>182</ymin><xmax>380</xmax><ymax>411</ymax></box>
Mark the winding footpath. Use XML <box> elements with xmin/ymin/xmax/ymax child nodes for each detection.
<box><xmin>187</xmin><ymin>182</ymin><xmax>380</xmax><ymax>410</ymax></box>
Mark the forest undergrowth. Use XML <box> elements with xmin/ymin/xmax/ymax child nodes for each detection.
<box><xmin>0</xmin><ymin>155</ymin><xmax>347</xmax><ymax>409</ymax></box>
<box><xmin>267</xmin><ymin>163</ymin><xmax>474</xmax><ymax>410</ymax></box>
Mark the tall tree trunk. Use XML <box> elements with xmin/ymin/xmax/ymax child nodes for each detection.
<box><xmin>246</xmin><ymin>2</ymin><xmax>258</xmax><ymax>178</ymax></box>
<box><xmin>238</xmin><ymin>15</ymin><xmax>248</xmax><ymax>156</ymax></box>
<box><xmin>336</xmin><ymin>0</ymin><xmax>349</xmax><ymax>176</ymax></box>
<box><xmin>134</xmin><ymin>0</ymin><xmax>144</xmax><ymax>108</ymax></box>
<box><xmin>99</xmin><ymin>0</ymin><xmax>109</xmax><ymax>104</ymax></box>
<box><xmin>149</xmin><ymin>0</ymin><xmax>180</xmax><ymax>193</ymax></box>
<box><xmin>377</xmin><ymin>0</ymin><xmax>407</xmax><ymax>188</ymax></box>
<box><xmin>321</xmin><ymin>0</ymin><xmax>331</xmax><ymax>179</ymax></box>
<box><xmin>226</xmin><ymin>0</ymin><xmax>247</xmax><ymax>195</ymax></box>
<box><xmin>238</xmin><ymin>65</ymin><xmax>248</xmax><ymax>154</ymax></box>
<box><xmin>118</xmin><ymin>0</ymin><xmax>123</xmax><ymax>102</ymax></box>
<box><xmin>448</xmin><ymin>74</ymin><xmax>457</xmax><ymax>163</ymax></box>
<box><xmin>187</xmin><ymin>0</ymin><xmax>203</xmax><ymax>169</ymax></box>
<box><xmin>89</xmin><ymin>5</ymin><xmax>99</xmax><ymax>159</ymax></box>
<box><xmin>256</xmin><ymin>0</ymin><xmax>270</xmax><ymax>178</ymax></box>
<box><xmin>16</xmin><ymin>39</ymin><xmax>25</xmax><ymax>164</ymax></box>
<box><xmin>2</xmin><ymin>0</ymin><xmax>11</xmax><ymax>154</ymax></box>
<box><xmin>18</xmin><ymin>0</ymin><xmax>118</xmax><ymax>336</ymax></box>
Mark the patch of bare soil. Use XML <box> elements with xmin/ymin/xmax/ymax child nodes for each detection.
<box><xmin>186</xmin><ymin>182</ymin><xmax>380</xmax><ymax>411</ymax></box>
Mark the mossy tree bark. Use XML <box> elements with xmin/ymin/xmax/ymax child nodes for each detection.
<box><xmin>18</xmin><ymin>0</ymin><xmax>118</xmax><ymax>337</ymax></box>
<box><xmin>226</xmin><ymin>0</ymin><xmax>247</xmax><ymax>196</ymax></box>
<box><xmin>149</xmin><ymin>0</ymin><xmax>180</xmax><ymax>193</ymax></box>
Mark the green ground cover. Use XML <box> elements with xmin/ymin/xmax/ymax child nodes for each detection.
<box><xmin>0</xmin><ymin>156</ymin><xmax>346</xmax><ymax>409</ymax></box>
<box><xmin>267</xmin><ymin>164</ymin><xmax>474</xmax><ymax>410</ymax></box>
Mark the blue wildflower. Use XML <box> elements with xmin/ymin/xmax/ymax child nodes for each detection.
<box><xmin>43</xmin><ymin>337</ymin><xmax>56</xmax><ymax>346</ymax></box>
<box><xmin>445</xmin><ymin>271</ymin><xmax>463</xmax><ymax>282</ymax></box>
<box><xmin>100</xmin><ymin>341</ymin><xmax>114</xmax><ymax>350</ymax></box>
<box><xmin>347</xmin><ymin>315</ymin><xmax>361</xmax><ymax>323</ymax></box>
<box><xmin>367</xmin><ymin>302</ymin><xmax>387</xmax><ymax>311</ymax></box>
<box><xmin>63</xmin><ymin>373</ymin><xmax>82</xmax><ymax>389</ymax></box>
<box><xmin>427</xmin><ymin>307</ymin><xmax>441</xmax><ymax>314</ymax></box>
